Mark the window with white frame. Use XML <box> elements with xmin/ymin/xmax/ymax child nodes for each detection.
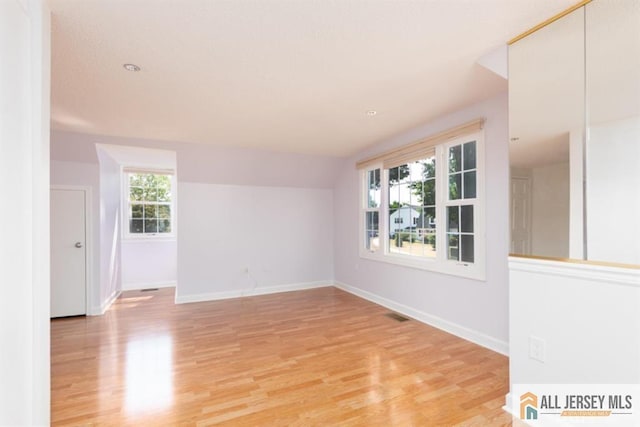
<box><xmin>358</xmin><ymin>119</ymin><xmax>484</xmax><ymax>279</ymax></box>
<box><xmin>125</xmin><ymin>171</ymin><xmax>174</xmax><ymax>238</ymax></box>
<box><xmin>364</xmin><ymin>168</ymin><xmax>381</xmax><ymax>252</ymax></box>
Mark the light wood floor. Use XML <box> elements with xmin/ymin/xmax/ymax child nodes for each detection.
<box><xmin>51</xmin><ymin>287</ymin><xmax>513</xmax><ymax>426</ymax></box>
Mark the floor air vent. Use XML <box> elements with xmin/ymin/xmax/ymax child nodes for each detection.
<box><xmin>385</xmin><ymin>312</ymin><xmax>410</xmax><ymax>322</ymax></box>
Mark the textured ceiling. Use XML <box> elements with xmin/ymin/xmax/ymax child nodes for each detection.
<box><xmin>50</xmin><ymin>0</ymin><xmax>576</xmax><ymax>157</ymax></box>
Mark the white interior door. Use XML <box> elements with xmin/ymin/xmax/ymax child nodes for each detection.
<box><xmin>510</xmin><ymin>176</ymin><xmax>532</xmax><ymax>254</ymax></box>
<box><xmin>51</xmin><ymin>189</ymin><xmax>87</xmax><ymax>317</ymax></box>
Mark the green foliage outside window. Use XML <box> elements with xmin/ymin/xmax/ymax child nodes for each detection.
<box><xmin>128</xmin><ymin>173</ymin><xmax>172</xmax><ymax>235</ymax></box>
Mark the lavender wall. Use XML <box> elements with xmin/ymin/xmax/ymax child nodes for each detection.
<box><xmin>50</xmin><ymin>131</ymin><xmax>341</xmax><ymax>188</ymax></box>
<box><xmin>332</xmin><ymin>93</ymin><xmax>510</xmax><ymax>353</ymax></box>
<box><xmin>50</xmin><ymin>131</ymin><xmax>341</xmax><ymax>308</ymax></box>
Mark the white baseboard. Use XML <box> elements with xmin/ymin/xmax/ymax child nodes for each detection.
<box><xmin>333</xmin><ymin>280</ymin><xmax>509</xmax><ymax>356</ymax></box>
<box><xmin>90</xmin><ymin>289</ymin><xmax>122</xmax><ymax>315</ymax></box>
<box><xmin>175</xmin><ymin>280</ymin><xmax>332</xmax><ymax>304</ymax></box>
<box><xmin>503</xmin><ymin>392</ymin><xmax>514</xmax><ymax>417</ymax></box>
<box><xmin>122</xmin><ymin>281</ymin><xmax>176</xmax><ymax>291</ymax></box>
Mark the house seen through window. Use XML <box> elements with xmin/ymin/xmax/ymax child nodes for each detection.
<box><xmin>358</xmin><ymin>120</ymin><xmax>484</xmax><ymax>279</ymax></box>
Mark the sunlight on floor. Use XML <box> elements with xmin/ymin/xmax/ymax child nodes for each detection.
<box><xmin>125</xmin><ymin>334</ymin><xmax>174</xmax><ymax>414</ymax></box>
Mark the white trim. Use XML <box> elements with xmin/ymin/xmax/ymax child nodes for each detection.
<box><xmin>94</xmin><ymin>289</ymin><xmax>121</xmax><ymax>315</ymax></box>
<box><xmin>333</xmin><ymin>280</ymin><xmax>509</xmax><ymax>355</ymax></box>
<box><xmin>121</xmin><ymin>237</ymin><xmax>176</xmax><ymax>244</ymax></box>
<box><xmin>502</xmin><ymin>392</ymin><xmax>516</xmax><ymax>420</ymax></box>
<box><xmin>503</xmin><ymin>392</ymin><xmax>561</xmax><ymax>427</ymax></box>
<box><xmin>50</xmin><ymin>185</ymin><xmax>94</xmax><ymax>316</ymax></box>
<box><xmin>175</xmin><ymin>281</ymin><xmax>332</xmax><ymax>304</ymax></box>
<box><xmin>508</xmin><ymin>257</ymin><xmax>640</xmax><ymax>288</ymax></box>
<box><xmin>122</xmin><ymin>281</ymin><xmax>176</xmax><ymax>291</ymax></box>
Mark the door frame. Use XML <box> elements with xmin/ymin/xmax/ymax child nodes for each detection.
<box><xmin>51</xmin><ymin>185</ymin><xmax>93</xmax><ymax>315</ymax></box>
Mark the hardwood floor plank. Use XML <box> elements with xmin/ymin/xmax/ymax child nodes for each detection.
<box><xmin>51</xmin><ymin>287</ymin><xmax>512</xmax><ymax>426</ymax></box>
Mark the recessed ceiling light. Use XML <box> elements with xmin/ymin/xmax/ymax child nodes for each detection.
<box><xmin>123</xmin><ymin>63</ymin><xmax>141</xmax><ymax>72</ymax></box>
<box><xmin>366</xmin><ymin>110</ymin><xmax>377</xmax><ymax>116</ymax></box>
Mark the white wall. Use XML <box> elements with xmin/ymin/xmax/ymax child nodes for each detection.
<box><xmin>121</xmin><ymin>241</ymin><xmax>177</xmax><ymax>290</ymax></box>
<box><xmin>96</xmin><ymin>144</ymin><xmax>178</xmax><ymax>292</ymax></box>
<box><xmin>51</xmin><ymin>130</ymin><xmax>341</xmax><ymax>188</ymax></box>
<box><xmin>530</xmin><ymin>161</ymin><xmax>570</xmax><ymax>258</ymax></box>
<box><xmin>96</xmin><ymin>148</ymin><xmax>123</xmax><ymax>312</ymax></box>
<box><xmin>51</xmin><ymin>131</ymin><xmax>341</xmax><ymax>303</ymax></box>
<box><xmin>177</xmin><ymin>183</ymin><xmax>334</xmax><ymax>302</ymax></box>
<box><xmin>587</xmin><ymin>117</ymin><xmax>640</xmax><ymax>265</ymax></box>
<box><xmin>333</xmin><ymin>93</ymin><xmax>510</xmax><ymax>353</ymax></box>
<box><xmin>0</xmin><ymin>0</ymin><xmax>50</xmax><ymax>425</ymax></box>
<box><xmin>509</xmin><ymin>257</ymin><xmax>640</xmax><ymax>387</ymax></box>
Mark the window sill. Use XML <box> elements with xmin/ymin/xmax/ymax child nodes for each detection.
<box><xmin>122</xmin><ymin>236</ymin><xmax>176</xmax><ymax>243</ymax></box>
<box><xmin>359</xmin><ymin>250</ymin><xmax>485</xmax><ymax>281</ymax></box>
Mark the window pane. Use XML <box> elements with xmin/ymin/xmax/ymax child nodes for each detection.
<box><xmin>409</xmin><ymin>232</ymin><xmax>423</xmax><ymax>257</ymax></box>
<box><xmin>130</xmin><ymin>187</ymin><xmax>143</xmax><ymax>201</ymax></box>
<box><xmin>367</xmin><ymin>231</ymin><xmax>380</xmax><ymax>252</ymax></box>
<box><xmin>389</xmin><ymin>207</ymin><xmax>397</xmax><ymax>228</ymax></box>
<box><xmin>389</xmin><ymin>180</ymin><xmax>400</xmax><ymax>207</ymax></box>
<box><xmin>130</xmin><ymin>219</ymin><xmax>143</xmax><ymax>233</ymax></box>
<box><xmin>131</xmin><ymin>204</ymin><xmax>143</xmax><ymax>219</ymax></box>
<box><xmin>158</xmin><ymin>219</ymin><xmax>171</xmax><ymax>233</ymax></box>
<box><xmin>449</xmin><ymin>145</ymin><xmax>461</xmax><ymax>173</ymax></box>
<box><xmin>157</xmin><ymin>188</ymin><xmax>171</xmax><ymax>203</ymax></box>
<box><xmin>144</xmin><ymin>219</ymin><xmax>158</xmax><ymax>233</ymax></box>
<box><xmin>463</xmin><ymin>171</ymin><xmax>476</xmax><ymax>199</ymax></box>
<box><xmin>389</xmin><ymin>165</ymin><xmax>410</xmax><ymax>184</ymax></box>
<box><xmin>142</xmin><ymin>174</ymin><xmax>156</xmax><ymax>187</ymax></box>
<box><xmin>365</xmin><ymin>211</ymin><xmax>379</xmax><ymax>251</ymax></box>
<box><xmin>366</xmin><ymin>211</ymin><xmax>379</xmax><ymax>231</ymax></box>
<box><xmin>156</xmin><ymin>174</ymin><xmax>171</xmax><ymax>188</ymax></box>
<box><xmin>367</xmin><ymin>169</ymin><xmax>380</xmax><ymax>208</ymax></box>
<box><xmin>425</xmin><ymin>207</ymin><xmax>436</xmax><ymax>229</ymax></box>
<box><xmin>129</xmin><ymin>174</ymin><xmax>143</xmax><ymax>187</ymax></box>
<box><xmin>158</xmin><ymin>205</ymin><xmax>171</xmax><ymax>219</ymax></box>
<box><xmin>414</xmin><ymin>207</ymin><xmax>424</xmax><ymax>228</ymax></box>
<box><xmin>461</xmin><ymin>235</ymin><xmax>474</xmax><ymax>263</ymax></box>
<box><xmin>144</xmin><ymin>204</ymin><xmax>157</xmax><ymax>219</ymax></box>
<box><xmin>461</xmin><ymin>205</ymin><xmax>474</xmax><ymax>233</ymax></box>
<box><xmin>447</xmin><ymin>206</ymin><xmax>459</xmax><ymax>232</ymax></box>
<box><xmin>423</xmin><ymin>179</ymin><xmax>436</xmax><ymax>206</ymax></box>
<box><xmin>423</xmin><ymin>157</ymin><xmax>436</xmax><ymax>179</ymax></box>
<box><xmin>449</xmin><ymin>173</ymin><xmax>461</xmax><ymax>200</ymax></box>
<box><xmin>463</xmin><ymin>141</ymin><xmax>476</xmax><ymax>170</ymax></box>
<box><xmin>448</xmin><ymin>234</ymin><xmax>459</xmax><ymax>261</ymax></box>
<box><xmin>424</xmin><ymin>229</ymin><xmax>436</xmax><ymax>255</ymax></box>
<box><xmin>143</xmin><ymin>187</ymin><xmax>158</xmax><ymax>202</ymax></box>
<box><xmin>398</xmin><ymin>183</ymin><xmax>411</xmax><ymax>206</ymax></box>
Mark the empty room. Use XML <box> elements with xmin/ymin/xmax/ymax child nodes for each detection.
<box><xmin>2</xmin><ymin>0</ymin><xmax>639</xmax><ymax>426</ymax></box>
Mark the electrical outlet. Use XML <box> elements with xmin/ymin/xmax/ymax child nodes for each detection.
<box><xmin>529</xmin><ymin>336</ymin><xmax>546</xmax><ymax>363</ymax></box>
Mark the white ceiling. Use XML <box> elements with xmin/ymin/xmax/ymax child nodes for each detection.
<box><xmin>50</xmin><ymin>0</ymin><xmax>576</xmax><ymax>157</ymax></box>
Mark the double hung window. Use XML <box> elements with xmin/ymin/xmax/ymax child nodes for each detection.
<box><xmin>124</xmin><ymin>170</ymin><xmax>175</xmax><ymax>238</ymax></box>
<box><xmin>358</xmin><ymin>119</ymin><xmax>484</xmax><ymax>279</ymax></box>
